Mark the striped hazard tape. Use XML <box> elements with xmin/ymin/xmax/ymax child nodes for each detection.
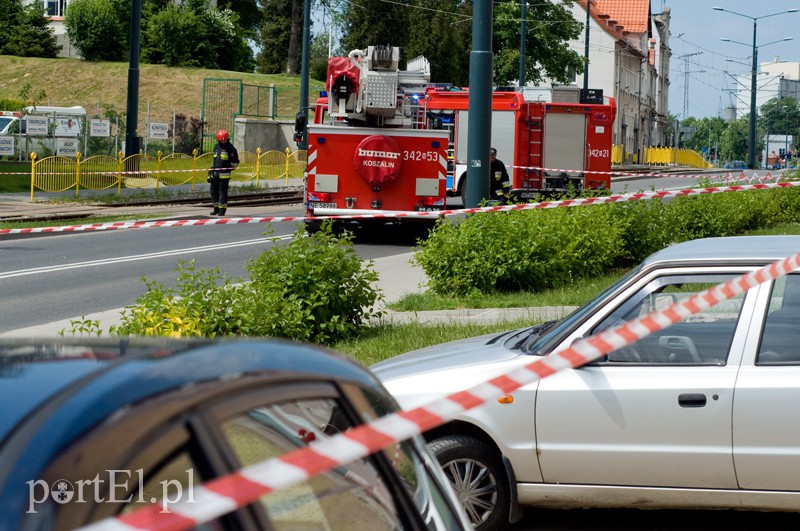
<box><xmin>79</xmin><ymin>249</ymin><xmax>800</xmax><ymax>531</ymax></box>
<box><xmin>515</xmin><ymin>164</ymin><xmax>792</xmax><ymax>181</ymax></box>
<box><xmin>3</xmin><ymin>180</ymin><xmax>800</xmax><ymax>236</ymax></box>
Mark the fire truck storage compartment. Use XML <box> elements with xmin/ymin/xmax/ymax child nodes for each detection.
<box><xmin>455</xmin><ymin>110</ymin><xmax>516</xmax><ymax>170</ymax></box>
<box><xmin>543</xmin><ymin>111</ymin><xmax>586</xmax><ymax>178</ymax></box>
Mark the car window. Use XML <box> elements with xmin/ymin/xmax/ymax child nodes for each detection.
<box><xmin>121</xmin><ymin>450</ymin><xmax>223</xmax><ymax>530</ymax></box>
<box><xmin>594</xmin><ymin>274</ymin><xmax>745</xmax><ymax>365</ymax></box>
<box><xmin>758</xmin><ymin>274</ymin><xmax>800</xmax><ymax>364</ymax></box>
<box><xmin>221</xmin><ymin>398</ymin><xmax>406</xmax><ymax>530</ymax></box>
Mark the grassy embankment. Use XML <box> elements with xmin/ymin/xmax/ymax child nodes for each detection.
<box><xmin>0</xmin><ymin>55</ymin><xmax>321</xmax><ymax>124</ymax></box>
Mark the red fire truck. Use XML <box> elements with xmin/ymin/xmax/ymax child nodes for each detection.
<box><xmin>304</xmin><ymin>46</ymin><xmax>449</xmax><ymax>231</ymax></box>
<box><xmin>424</xmin><ymin>88</ymin><xmax>617</xmax><ymax>200</ymax></box>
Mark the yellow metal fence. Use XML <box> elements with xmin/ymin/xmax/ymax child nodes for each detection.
<box><xmin>29</xmin><ymin>148</ymin><xmax>307</xmax><ymax>201</ymax></box>
<box><xmin>612</xmin><ymin>145</ymin><xmax>712</xmax><ymax>169</ymax></box>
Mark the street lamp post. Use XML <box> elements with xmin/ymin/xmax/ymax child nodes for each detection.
<box><xmin>714</xmin><ymin>6</ymin><xmax>798</xmax><ymax>170</ymax></box>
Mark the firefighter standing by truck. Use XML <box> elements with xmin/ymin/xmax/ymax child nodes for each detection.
<box><xmin>208</xmin><ymin>129</ymin><xmax>239</xmax><ymax>216</ymax></box>
<box><xmin>489</xmin><ymin>147</ymin><xmax>511</xmax><ymax>203</ymax></box>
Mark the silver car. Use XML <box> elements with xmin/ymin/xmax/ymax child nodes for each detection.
<box><xmin>373</xmin><ymin>235</ymin><xmax>800</xmax><ymax>531</ymax></box>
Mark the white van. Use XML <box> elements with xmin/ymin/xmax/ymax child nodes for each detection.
<box><xmin>0</xmin><ymin>111</ymin><xmax>21</xmax><ymax>135</ymax></box>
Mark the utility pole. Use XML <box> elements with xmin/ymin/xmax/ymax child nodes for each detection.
<box><xmin>465</xmin><ymin>0</ymin><xmax>493</xmax><ymax>208</ymax></box>
<box><xmin>583</xmin><ymin>0</ymin><xmax>591</xmax><ymax>91</ymax></box>
<box><xmin>297</xmin><ymin>0</ymin><xmax>312</xmax><ymax>150</ymax></box>
<box><xmin>679</xmin><ymin>51</ymin><xmax>703</xmax><ymax>119</ymax></box>
<box><xmin>518</xmin><ymin>0</ymin><xmax>526</xmax><ymax>87</ymax></box>
<box><xmin>124</xmin><ymin>0</ymin><xmax>142</xmax><ymax>157</ymax></box>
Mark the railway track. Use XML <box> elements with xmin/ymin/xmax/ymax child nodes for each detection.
<box><xmin>105</xmin><ymin>189</ymin><xmax>304</xmax><ymax>208</ymax></box>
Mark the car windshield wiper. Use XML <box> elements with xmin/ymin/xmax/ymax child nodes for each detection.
<box><xmin>508</xmin><ymin>320</ymin><xmax>559</xmax><ymax>350</ymax></box>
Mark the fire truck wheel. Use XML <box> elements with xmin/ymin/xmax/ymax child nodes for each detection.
<box><xmin>304</xmin><ymin>220</ymin><xmax>323</xmax><ymax>235</ymax></box>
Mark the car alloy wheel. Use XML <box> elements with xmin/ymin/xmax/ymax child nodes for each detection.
<box><xmin>428</xmin><ymin>435</ymin><xmax>510</xmax><ymax>531</ymax></box>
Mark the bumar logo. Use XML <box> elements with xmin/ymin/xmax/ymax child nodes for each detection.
<box><xmin>27</xmin><ymin>469</ymin><xmax>195</xmax><ymax>514</ymax></box>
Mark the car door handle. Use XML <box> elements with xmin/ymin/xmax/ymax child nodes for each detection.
<box><xmin>678</xmin><ymin>393</ymin><xmax>707</xmax><ymax>408</ymax></box>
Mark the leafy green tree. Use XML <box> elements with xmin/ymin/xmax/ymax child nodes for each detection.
<box><xmin>0</xmin><ymin>0</ymin><xmax>59</xmax><ymax>58</ymax></box>
<box><xmin>143</xmin><ymin>1</ymin><xmax>253</xmax><ymax>71</ymax></box>
<box><xmin>339</xmin><ymin>0</ymin><xmax>583</xmax><ymax>87</ymax></box>
<box><xmin>679</xmin><ymin>117</ymin><xmax>728</xmax><ymax>159</ymax></box>
<box><xmin>340</xmin><ymin>0</ymin><xmax>409</xmax><ymax>55</ymax></box>
<box><xmin>217</xmin><ymin>0</ymin><xmax>260</xmax><ymax>37</ymax></box>
<box><xmin>493</xmin><ymin>0</ymin><xmax>584</xmax><ymax>86</ymax></box>
<box><xmin>255</xmin><ymin>0</ymin><xmax>296</xmax><ymax>74</ymax></box>
<box><xmin>65</xmin><ymin>0</ymin><xmax>126</xmax><ymax>61</ymax></box>
<box><xmin>405</xmin><ymin>0</ymin><xmax>471</xmax><ymax>85</ymax></box>
<box><xmin>759</xmin><ymin>96</ymin><xmax>800</xmax><ymax>140</ymax></box>
<box><xmin>719</xmin><ymin>116</ymin><xmax>750</xmax><ymax>162</ymax></box>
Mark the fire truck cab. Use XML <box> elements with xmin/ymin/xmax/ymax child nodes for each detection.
<box><xmin>424</xmin><ymin>88</ymin><xmax>617</xmax><ymax>200</ymax></box>
<box><xmin>305</xmin><ymin>46</ymin><xmax>449</xmax><ymax>232</ymax></box>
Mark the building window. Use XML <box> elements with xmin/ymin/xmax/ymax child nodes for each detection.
<box><xmin>44</xmin><ymin>0</ymin><xmax>68</xmax><ymax>17</ymax></box>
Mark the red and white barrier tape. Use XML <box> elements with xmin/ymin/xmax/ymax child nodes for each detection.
<box><xmin>78</xmin><ymin>249</ymin><xmax>800</xmax><ymax>531</ymax></box>
<box><xmin>4</xmin><ymin>180</ymin><xmax>800</xmax><ymax>236</ymax></box>
<box><xmin>515</xmin><ymin>164</ymin><xmax>793</xmax><ymax>180</ymax></box>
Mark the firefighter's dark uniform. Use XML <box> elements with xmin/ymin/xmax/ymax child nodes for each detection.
<box><xmin>209</xmin><ymin>140</ymin><xmax>239</xmax><ymax>215</ymax></box>
<box><xmin>489</xmin><ymin>156</ymin><xmax>511</xmax><ymax>202</ymax></box>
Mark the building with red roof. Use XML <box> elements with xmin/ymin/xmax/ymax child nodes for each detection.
<box><xmin>557</xmin><ymin>1</ymin><xmax>672</xmax><ymax>161</ymax></box>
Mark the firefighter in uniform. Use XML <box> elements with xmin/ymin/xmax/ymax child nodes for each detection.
<box><xmin>208</xmin><ymin>129</ymin><xmax>239</xmax><ymax>216</ymax></box>
<box><xmin>489</xmin><ymin>147</ymin><xmax>511</xmax><ymax>203</ymax></box>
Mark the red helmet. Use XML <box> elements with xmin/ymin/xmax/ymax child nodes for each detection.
<box><xmin>216</xmin><ymin>129</ymin><xmax>229</xmax><ymax>142</ymax></box>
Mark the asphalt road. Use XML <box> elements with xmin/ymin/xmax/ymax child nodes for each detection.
<box><xmin>0</xmin><ymin>205</ymin><xmax>421</xmax><ymax>333</ymax></box>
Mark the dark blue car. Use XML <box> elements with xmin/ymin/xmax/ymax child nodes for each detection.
<box><xmin>0</xmin><ymin>338</ymin><xmax>470</xmax><ymax>531</ymax></box>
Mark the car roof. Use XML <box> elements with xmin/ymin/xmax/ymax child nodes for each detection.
<box><xmin>642</xmin><ymin>235</ymin><xmax>800</xmax><ymax>268</ymax></box>
<box><xmin>0</xmin><ymin>338</ymin><xmax>383</xmax><ymax>446</ymax></box>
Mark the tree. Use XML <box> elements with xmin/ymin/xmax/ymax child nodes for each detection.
<box><xmin>255</xmin><ymin>0</ymin><xmax>295</xmax><ymax>74</ymax></box>
<box><xmin>493</xmin><ymin>0</ymin><xmax>584</xmax><ymax>86</ymax></box>
<box><xmin>759</xmin><ymin>96</ymin><xmax>800</xmax><ymax>142</ymax></box>
<box><xmin>142</xmin><ymin>0</ymin><xmax>253</xmax><ymax>71</ymax></box>
<box><xmin>338</xmin><ymin>0</ymin><xmax>583</xmax><ymax>87</ymax></box>
<box><xmin>679</xmin><ymin>117</ymin><xmax>728</xmax><ymax>159</ymax></box>
<box><xmin>405</xmin><ymin>0</ymin><xmax>471</xmax><ymax>85</ymax></box>
<box><xmin>65</xmin><ymin>0</ymin><xmax>127</xmax><ymax>61</ymax></box>
<box><xmin>719</xmin><ymin>116</ymin><xmax>750</xmax><ymax>162</ymax></box>
<box><xmin>340</xmin><ymin>0</ymin><xmax>409</xmax><ymax>54</ymax></box>
<box><xmin>0</xmin><ymin>0</ymin><xmax>59</xmax><ymax>58</ymax></box>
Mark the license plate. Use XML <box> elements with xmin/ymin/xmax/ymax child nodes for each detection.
<box><xmin>310</xmin><ymin>202</ymin><xmax>337</xmax><ymax>209</ymax></box>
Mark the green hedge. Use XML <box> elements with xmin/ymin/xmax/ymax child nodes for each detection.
<box><xmin>416</xmin><ymin>186</ymin><xmax>800</xmax><ymax>296</ymax></box>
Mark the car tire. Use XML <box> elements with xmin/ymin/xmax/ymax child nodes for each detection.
<box><xmin>428</xmin><ymin>435</ymin><xmax>509</xmax><ymax>531</ymax></box>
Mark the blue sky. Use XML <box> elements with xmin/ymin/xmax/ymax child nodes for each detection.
<box><xmin>664</xmin><ymin>0</ymin><xmax>800</xmax><ymax>119</ymax></box>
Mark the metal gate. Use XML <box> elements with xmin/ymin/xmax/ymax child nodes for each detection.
<box><xmin>201</xmin><ymin>79</ymin><xmax>277</xmax><ymax>152</ymax></box>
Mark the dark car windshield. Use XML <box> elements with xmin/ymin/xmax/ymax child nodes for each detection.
<box><xmin>522</xmin><ymin>263</ymin><xmax>645</xmax><ymax>355</ymax></box>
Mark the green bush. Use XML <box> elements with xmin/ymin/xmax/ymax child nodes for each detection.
<box><xmin>416</xmin><ymin>206</ymin><xmax>625</xmax><ymax>296</ymax></box>
<box><xmin>609</xmin><ymin>198</ymin><xmax>671</xmax><ymax>264</ymax></box>
<box><xmin>113</xmin><ymin>224</ymin><xmax>383</xmax><ymax>344</ymax></box>
<box><xmin>65</xmin><ymin>0</ymin><xmax>126</xmax><ymax>61</ymax></box>
<box><xmin>416</xmin><ymin>185</ymin><xmax>800</xmax><ymax>297</ymax></box>
<box><xmin>0</xmin><ymin>98</ymin><xmax>28</xmax><ymax>112</ymax></box>
<box><xmin>246</xmin><ymin>224</ymin><xmax>384</xmax><ymax>344</ymax></box>
<box><xmin>112</xmin><ymin>261</ymin><xmax>259</xmax><ymax>338</ymax></box>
